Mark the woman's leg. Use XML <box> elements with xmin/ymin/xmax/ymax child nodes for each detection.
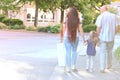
<box><xmin>71</xmin><ymin>37</ymin><xmax>79</xmax><ymax>68</ymax></box>
<box><xmin>64</xmin><ymin>38</ymin><xmax>71</xmax><ymax>68</ymax></box>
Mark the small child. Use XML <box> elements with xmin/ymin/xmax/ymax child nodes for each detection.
<box><xmin>86</xmin><ymin>31</ymin><xmax>99</xmax><ymax>72</ymax></box>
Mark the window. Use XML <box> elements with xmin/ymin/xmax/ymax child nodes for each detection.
<box><xmin>27</xmin><ymin>13</ymin><xmax>31</xmax><ymax>22</ymax></box>
<box><xmin>27</xmin><ymin>13</ymin><xmax>31</xmax><ymax>19</ymax></box>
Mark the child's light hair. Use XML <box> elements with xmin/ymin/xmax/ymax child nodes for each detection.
<box><xmin>88</xmin><ymin>31</ymin><xmax>99</xmax><ymax>46</ymax></box>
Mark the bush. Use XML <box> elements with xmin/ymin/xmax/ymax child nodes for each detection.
<box><xmin>2</xmin><ymin>18</ymin><xmax>23</xmax><ymax>26</ymax></box>
<box><xmin>83</xmin><ymin>24</ymin><xmax>96</xmax><ymax>32</ymax></box>
<box><xmin>50</xmin><ymin>24</ymin><xmax>61</xmax><ymax>33</ymax></box>
<box><xmin>0</xmin><ymin>22</ymin><xmax>7</xmax><ymax>29</ymax></box>
<box><xmin>37</xmin><ymin>24</ymin><xmax>61</xmax><ymax>33</ymax></box>
<box><xmin>8</xmin><ymin>25</ymin><xmax>25</xmax><ymax>29</ymax></box>
<box><xmin>26</xmin><ymin>26</ymin><xmax>36</xmax><ymax>31</ymax></box>
<box><xmin>0</xmin><ymin>14</ymin><xmax>6</xmax><ymax>22</ymax></box>
<box><xmin>114</xmin><ymin>46</ymin><xmax>120</xmax><ymax>62</ymax></box>
<box><xmin>82</xmin><ymin>14</ymin><xmax>92</xmax><ymax>26</ymax></box>
<box><xmin>37</xmin><ymin>26</ymin><xmax>49</xmax><ymax>32</ymax></box>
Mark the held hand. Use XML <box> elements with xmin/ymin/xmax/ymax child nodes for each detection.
<box><xmin>60</xmin><ymin>39</ymin><xmax>63</xmax><ymax>43</ymax></box>
<box><xmin>83</xmin><ymin>40</ymin><xmax>87</xmax><ymax>46</ymax></box>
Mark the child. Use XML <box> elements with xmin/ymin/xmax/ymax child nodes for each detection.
<box><xmin>86</xmin><ymin>31</ymin><xmax>99</xmax><ymax>72</ymax></box>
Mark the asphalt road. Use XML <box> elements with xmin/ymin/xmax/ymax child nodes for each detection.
<box><xmin>0</xmin><ymin>30</ymin><xmax>120</xmax><ymax>80</ymax></box>
<box><xmin>0</xmin><ymin>30</ymin><xmax>59</xmax><ymax>80</ymax></box>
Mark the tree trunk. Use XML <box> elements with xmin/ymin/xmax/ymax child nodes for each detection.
<box><xmin>4</xmin><ymin>10</ymin><xmax>8</xmax><ymax>16</ymax></box>
<box><xmin>60</xmin><ymin>9</ymin><xmax>64</xmax><ymax>23</ymax></box>
<box><xmin>34</xmin><ymin>0</ymin><xmax>39</xmax><ymax>27</ymax></box>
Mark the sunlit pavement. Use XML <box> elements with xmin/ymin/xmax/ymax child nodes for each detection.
<box><xmin>50</xmin><ymin>35</ymin><xmax>120</xmax><ymax>80</ymax></box>
<box><xmin>0</xmin><ymin>30</ymin><xmax>59</xmax><ymax>80</ymax></box>
<box><xmin>0</xmin><ymin>30</ymin><xmax>120</xmax><ymax>80</ymax></box>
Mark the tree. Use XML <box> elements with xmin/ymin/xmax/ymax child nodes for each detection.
<box><xmin>59</xmin><ymin>0</ymin><xmax>81</xmax><ymax>23</ymax></box>
<box><xmin>0</xmin><ymin>0</ymin><xmax>20</xmax><ymax>16</ymax></box>
<box><xmin>18</xmin><ymin>0</ymin><xmax>62</xmax><ymax>27</ymax></box>
<box><xmin>111</xmin><ymin>0</ymin><xmax>120</xmax><ymax>2</ymax></box>
<box><xmin>77</xmin><ymin>0</ymin><xmax>110</xmax><ymax>25</ymax></box>
<box><xmin>58</xmin><ymin>0</ymin><xmax>111</xmax><ymax>24</ymax></box>
<box><xmin>36</xmin><ymin>0</ymin><xmax>62</xmax><ymax>27</ymax></box>
<box><xmin>34</xmin><ymin>0</ymin><xmax>39</xmax><ymax>27</ymax></box>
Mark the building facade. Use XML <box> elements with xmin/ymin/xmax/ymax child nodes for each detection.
<box><xmin>8</xmin><ymin>4</ymin><xmax>61</xmax><ymax>27</ymax></box>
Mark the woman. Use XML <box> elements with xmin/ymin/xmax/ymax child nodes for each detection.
<box><xmin>60</xmin><ymin>7</ymin><xmax>85</xmax><ymax>73</ymax></box>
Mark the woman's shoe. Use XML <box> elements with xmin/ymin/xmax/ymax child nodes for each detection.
<box><xmin>71</xmin><ymin>65</ymin><xmax>78</xmax><ymax>72</ymax></box>
<box><xmin>65</xmin><ymin>67</ymin><xmax>71</xmax><ymax>73</ymax></box>
<box><xmin>86</xmin><ymin>67</ymin><xmax>89</xmax><ymax>71</ymax></box>
<box><xmin>71</xmin><ymin>65</ymin><xmax>75</xmax><ymax>70</ymax></box>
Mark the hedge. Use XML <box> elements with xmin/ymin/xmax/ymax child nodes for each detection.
<box><xmin>114</xmin><ymin>46</ymin><xmax>120</xmax><ymax>62</ymax></box>
<box><xmin>37</xmin><ymin>24</ymin><xmax>61</xmax><ymax>33</ymax></box>
<box><xmin>2</xmin><ymin>18</ymin><xmax>23</xmax><ymax>26</ymax></box>
<box><xmin>83</xmin><ymin>24</ymin><xmax>96</xmax><ymax>32</ymax></box>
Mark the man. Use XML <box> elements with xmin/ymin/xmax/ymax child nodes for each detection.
<box><xmin>95</xmin><ymin>5</ymin><xmax>119</xmax><ymax>72</ymax></box>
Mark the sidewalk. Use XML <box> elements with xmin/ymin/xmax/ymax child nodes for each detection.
<box><xmin>50</xmin><ymin>35</ymin><xmax>120</xmax><ymax>80</ymax></box>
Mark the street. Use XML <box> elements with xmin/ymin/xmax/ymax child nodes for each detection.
<box><xmin>0</xmin><ymin>30</ymin><xmax>59</xmax><ymax>80</ymax></box>
<box><xmin>0</xmin><ymin>30</ymin><xmax>120</xmax><ymax>80</ymax></box>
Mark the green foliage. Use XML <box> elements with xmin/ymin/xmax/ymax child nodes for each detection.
<box><xmin>0</xmin><ymin>0</ymin><xmax>20</xmax><ymax>12</ymax></box>
<box><xmin>108</xmin><ymin>6</ymin><xmax>118</xmax><ymax>14</ymax></box>
<box><xmin>37</xmin><ymin>24</ymin><xmax>61</xmax><ymax>33</ymax></box>
<box><xmin>18</xmin><ymin>0</ymin><xmax>62</xmax><ymax>11</ymax></box>
<box><xmin>114</xmin><ymin>46</ymin><xmax>120</xmax><ymax>62</ymax></box>
<box><xmin>50</xmin><ymin>24</ymin><xmax>60</xmax><ymax>33</ymax></box>
<box><xmin>0</xmin><ymin>14</ymin><xmax>6</xmax><ymax>22</ymax></box>
<box><xmin>83</xmin><ymin>24</ymin><xmax>96</xmax><ymax>32</ymax></box>
<box><xmin>37</xmin><ymin>26</ymin><xmax>50</xmax><ymax>32</ymax></box>
<box><xmin>2</xmin><ymin>18</ymin><xmax>23</xmax><ymax>26</ymax></box>
<box><xmin>8</xmin><ymin>25</ymin><xmax>25</xmax><ymax>30</ymax></box>
<box><xmin>39</xmin><ymin>0</ymin><xmax>62</xmax><ymax>11</ymax></box>
<box><xmin>82</xmin><ymin>13</ymin><xmax>93</xmax><ymax>26</ymax></box>
<box><xmin>26</xmin><ymin>26</ymin><xmax>36</xmax><ymax>31</ymax></box>
<box><xmin>0</xmin><ymin>22</ymin><xmax>7</xmax><ymax>29</ymax></box>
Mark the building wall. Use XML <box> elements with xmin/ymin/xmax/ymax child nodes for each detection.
<box><xmin>9</xmin><ymin>4</ymin><xmax>61</xmax><ymax>27</ymax></box>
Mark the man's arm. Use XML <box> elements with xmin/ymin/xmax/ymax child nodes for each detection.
<box><xmin>115</xmin><ymin>26</ymin><xmax>119</xmax><ymax>34</ymax></box>
<box><xmin>96</xmin><ymin>26</ymin><xmax>101</xmax><ymax>36</ymax></box>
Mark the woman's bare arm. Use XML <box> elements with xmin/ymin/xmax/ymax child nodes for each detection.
<box><xmin>78</xmin><ymin>24</ymin><xmax>86</xmax><ymax>43</ymax></box>
<box><xmin>60</xmin><ymin>23</ymin><xmax>66</xmax><ymax>42</ymax></box>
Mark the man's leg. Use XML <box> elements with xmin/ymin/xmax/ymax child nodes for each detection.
<box><xmin>106</xmin><ymin>41</ymin><xmax>114</xmax><ymax>69</ymax></box>
<box><xmin>100</xmin><ymin>41</ymin><xmax>107</xmax><ymax>71</ymax></box>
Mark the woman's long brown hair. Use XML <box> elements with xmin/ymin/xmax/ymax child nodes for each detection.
<box><xmin>67</xmin><ymin>7</ymin><xmax>79</xmax><ymax>42</ymax></box>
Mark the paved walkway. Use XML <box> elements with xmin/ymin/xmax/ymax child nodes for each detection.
<box><xmin>0</xmin><ymin>30</ymin><xmax>58</xmax><ymax>80</ymax></box>
<box><xmin>0</xmin><ymin>30</ymin><xmax>120</xmax><ymax>80</ymax></box>
<box><xmin>50</xmin><ymin>35</ymin><xmax>120</xmax><ymax>80</ymax></box>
